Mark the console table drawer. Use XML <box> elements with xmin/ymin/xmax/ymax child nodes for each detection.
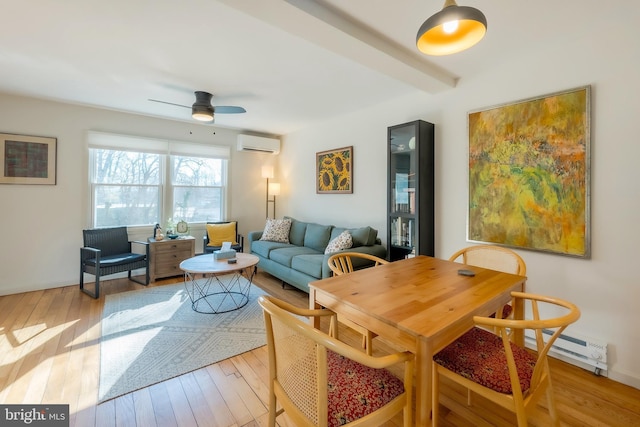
<box><xmin>155</xmin><ymin>241</ymin><xmax>192</xmax><ymax>253</ymax></box>
<box><xmin>154</xmin><ymin>252</ymin><xmax>191</xmax><ymax>276</ymax></box>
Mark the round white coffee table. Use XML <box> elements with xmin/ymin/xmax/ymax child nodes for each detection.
<box><xmin>179</xmin><ymin>253</ymin><xmax>259</xmax><ymax>314</ymax></box>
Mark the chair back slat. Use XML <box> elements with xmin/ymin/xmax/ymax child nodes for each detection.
<box><xmin>327</xmin><ymin>252</ymin><xmax>389</xmax><ymax>276</ymax></box>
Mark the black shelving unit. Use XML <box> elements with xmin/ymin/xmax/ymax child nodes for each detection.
<box><xmin>387</xmin><ymin>120</ymin><xmax>434</xmax><ymax>261</ymax></box>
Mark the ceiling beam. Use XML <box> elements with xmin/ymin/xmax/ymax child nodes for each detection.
<box><xmin>216</xmin><ymin>0</ymin><xmax>457</xmax><ymax>93</ymax></box>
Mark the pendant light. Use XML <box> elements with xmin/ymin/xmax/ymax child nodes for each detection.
<box><xmin>416</xmin><ymin>0</ymin><xmax>487</xmax><ymax>56</ymax></box>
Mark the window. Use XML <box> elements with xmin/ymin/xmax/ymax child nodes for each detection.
<box><xmin>91</xmin><ymin>149</ymin><xmax>162</xmax><ymax>227</ymax></box>
<box><xmin>88</xmin><ymin>132</ymin><xmax>229</xmax><ymax>228</ymax></box>
<box><xmin>171</xmin><ymin>155</ymin><xmax>225</xmax><ymax>223</ymax></box>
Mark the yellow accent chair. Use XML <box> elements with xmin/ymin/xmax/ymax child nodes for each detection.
<box><xmin>203</xmin><ymin>221</ymin><xmax>244</xmax><ymax>253</ymax></box>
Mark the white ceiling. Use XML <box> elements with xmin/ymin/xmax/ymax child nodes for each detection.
<box><xmin>0</xmin><ymin>0</ymin><xmax>602</xmax><ymax>136</ymax></box>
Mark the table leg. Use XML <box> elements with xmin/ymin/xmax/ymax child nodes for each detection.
<box><xmin>415</xmin><ymin>339</ymin><xmax>433</xmax><ymax>426</ymax></box>
<box><xmin>309</xmin><ymin>288</ymin><xmax>321</xmax><ymax>329</ymax></box>
<box><xmin>184</xmin><ymin>269</ymin><xmax>253</xmax><ymax>314</ymax></box>
<box><xmin>512</xmin><ymin>286</ymin><xmax>525</xmax><ymax>346</ymax></box>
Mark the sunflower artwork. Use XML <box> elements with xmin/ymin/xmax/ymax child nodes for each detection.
<box><xmin>316</xmin><ymin>146</ymin><xmax>353</xmax><ymax>194</ymax></box>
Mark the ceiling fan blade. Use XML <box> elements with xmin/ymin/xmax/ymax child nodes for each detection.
<box><xmin>214</xmin><ymin>106</ymin><xmax>246</xmax><ymax>114</ymax></box>
<box><xmin>150</xmin><ymin>92</ymin><xmax>246</xmax><ymax>118</ymax></box>
<box><xmin>148</xmin><ymin>99</ymin><xmax>190</xmax><ymax>109</ymax></box>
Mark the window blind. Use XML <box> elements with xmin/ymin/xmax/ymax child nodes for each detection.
<box><xmin>87</xmin><ymin>131</ymin><xmax>230</xmax><ymax>159</ymax></box>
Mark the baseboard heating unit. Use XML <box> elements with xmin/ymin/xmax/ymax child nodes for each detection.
<box><xmin>525</xmin><ymin>329</ymin><xmax>608</xmax><ymax>376</ymax></box>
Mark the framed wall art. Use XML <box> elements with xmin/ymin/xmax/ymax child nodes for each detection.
<box><xmin>467</xmin><ymin>86</ymin><xmax>591</xmax><ymax>258</ymax></box>
<box><xmin>316</xmin><ymin>146</ymin><xmax>353</xmax><ymax>194</ymax></box>
<box><xmin>0</xmin><ymin>133</ymin><xmax>57</xmax><ymax>185</ymax></box>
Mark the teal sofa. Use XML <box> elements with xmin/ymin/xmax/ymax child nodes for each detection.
<box><xmin>248</xmin><ymin>217</ymin><xmax>387</xmax><ymax>293</ymax></box>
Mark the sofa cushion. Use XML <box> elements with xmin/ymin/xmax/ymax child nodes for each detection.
<box><xmin>270</xmin><ymin>246</ymin><xmax>320</xmax><ymax>268</ymax></box>
<box><xmin>251</xmin><ymin>240</ymin><xmax>294</xmax><ymax>259</ymax></box>
<box><xmin>325</xmin><ymin>230</ymin><xmax>353</xmax><ymax>254</ymax></box>
<box><xmin>349</xmin><ymin>226</ymin><xmax>378</xmax><ymax>246</ymax></box>
<box><xmin>330</xmin><ymin>226</ymin><xmax>378</xmax><ymax>247</ymax></box>
<box><xmin>327</xmin><ymin>351</ymin><xmax>405</xmax><ymax>427</ymax></box>
<box><xmin>329</xmin><ymin>227</ymin><xmax>347</xmax><ymax>241</ymax></box>
<box><xmin>304</xmin><ymin>223</ymin><xmax>333</xmax><ymax>252</ymax></box>
<box><xmin>285</xmin><ymin>216</ymin><xmax>307</xmax><ymax>246</ymax></box>
<box><xmin>260</xmin><ymin>218</ymin><xmax>292</xmax><ymax>243</ymax></box>
<box><xmin>292</xmin><ymin>253</ymin><xmax>326</xmax><ymax>278</ymax></box>
<box><xmin>84</xmin><ymin>253</ymin><xmax>146</xmax><ymax>267</ymax></box>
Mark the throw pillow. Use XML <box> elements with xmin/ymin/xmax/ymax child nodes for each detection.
<box><xmin>206</xmin><ymin>222</ymin><xmax>238</xmax><ymax>246</ymax></box>
<box><xmin>324</xmin><ymin>230</ymin><xmax>353</xmax><ymax>254</ymax></box>
<box><xmin>260</xmin><ymin>218</ymin><xmax>292</xmax><ymax>243</ymax></box>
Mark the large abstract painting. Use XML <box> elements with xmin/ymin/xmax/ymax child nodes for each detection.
<box><xmin>0</xmin><ymin>133</ymin><xmax>57</xmax><ymax>185</ymax></box>
<box><xmin>468</xmin><ymin>86</ymin><xmax>590</xmax><ymax>257</ymax></box>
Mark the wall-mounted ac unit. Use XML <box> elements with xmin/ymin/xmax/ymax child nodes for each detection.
<box><xmin>237</xmin><ymin>134</ymin><xmax>280</xmax><ymax>155</ymax></box>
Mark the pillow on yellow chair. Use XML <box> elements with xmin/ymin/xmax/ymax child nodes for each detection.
<box><xmin>206</xmin><ymin>222</ymin><xmax>238</xmax><ymax>246</ymax></box>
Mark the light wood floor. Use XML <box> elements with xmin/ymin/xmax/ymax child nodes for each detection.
<box><xmin>1</xmin><ymin>272</ymin><xmax>639</xmax><ymax>427</ymax></box>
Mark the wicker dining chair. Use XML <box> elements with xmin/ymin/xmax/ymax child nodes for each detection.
<box><xmin>449</xmin><ymin>245</ymin><xmax>527</xmax><ymax>320</ymax></box>
<box><xmin>327</xmin><ymin>251</ymin><xmax>389</xmax><ymax>276</ymax></box>
<box><xmin>259</xmin><ymin>295</ymin><xmax>414</xmax><ymax>427</ymax></box>
<box><xmin>327</xmin><ymin>252</ymin><xmax>390</xmax><ymax>355</ymax></box>
<box><xmin>432</xmin><ymin>292</ymin><xmax>580</xmax><ymax>426</ymax></box>
<box><xmin>449</xmin><ymin>244</ymin><xmax>527</xmax><ymax>276</ymax></box>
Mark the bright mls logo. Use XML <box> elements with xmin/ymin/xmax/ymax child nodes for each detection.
<box><xmin>1</xmin><ymin>405</ymin><xmax>69</xmax><ymax>426</ymax></box>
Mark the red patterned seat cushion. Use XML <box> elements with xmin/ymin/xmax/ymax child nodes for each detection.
<box><xmin>327</xmin><ymin>351</ymin><xmax>404</xmax><ymax>427</ymax></box>
<box><xmin>434</xmin><ymin>327</ymin><xmax>536</xmax><ymax>394</ymax></box>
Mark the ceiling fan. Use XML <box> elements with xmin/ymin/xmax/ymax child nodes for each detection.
<box><xmin>149</xmin><ymin>91</ymin><xmax>246</xmax><ymax>122</ymax></box>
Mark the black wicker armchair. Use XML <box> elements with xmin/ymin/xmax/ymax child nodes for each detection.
<box><xmin>80</xmin><ymin>226</ymin><xmax>149</xmax><ymax>298</ymax></box>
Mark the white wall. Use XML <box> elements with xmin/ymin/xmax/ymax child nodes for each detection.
<box><xmin>0</xmin><ymin>94</ymin><xmax>271</xmax><ymax>295</ymax></box>
<box><xmin>278</xmin><ymin>17</ymin><xmax>640</xmax><ymax>388</ymax></box>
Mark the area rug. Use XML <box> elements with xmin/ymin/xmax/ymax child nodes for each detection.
<box><xmin>98</xmin><ymin>279</ymin><xmax>267</xmax><ymax>402</ymax></box>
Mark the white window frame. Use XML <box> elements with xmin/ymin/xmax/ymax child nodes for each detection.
<box><xmin>167</xmin><ymin>154</ymin><xmax>228</xmax><ymax>225</ymax></box>
<box><xmin>87</xmin><ymin>131</ymin><xmax>230</xmax><ymax>229</ymax></box>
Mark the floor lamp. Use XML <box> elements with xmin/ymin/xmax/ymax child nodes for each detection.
<box><xmin>267</xmin><ymin>182</ymin><xmax>280</xmax><ymax>219</ymax></box>
<box><xmin>262</xmin><ymin>165</ymin><xmax>274</xmax><ymax>218</ymax></box>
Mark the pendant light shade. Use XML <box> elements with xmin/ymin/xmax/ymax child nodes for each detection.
<box><xmin>416</xmin><ymin>0</ymin><xmax>487</xmax><ymax>56</ymax></box>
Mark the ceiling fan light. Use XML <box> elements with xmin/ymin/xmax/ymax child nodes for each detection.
<box><xmin>416</xmin><ymin>0</ymin><xmax>487</xmax><ymax>56</ymax></box>
<box><xmin>192</xmin><ymin>103</ymin><xmax>214</xmax><ymax>121</ymax></box>
<box><xmin>192</xmin><ymin>110</ymin><xmax>214</xmax><ymax>121</ymax></box>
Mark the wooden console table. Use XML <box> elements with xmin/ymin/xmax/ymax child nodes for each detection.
<box><xmin>148</xmin><ymin>236</ymin><xmax>195</xmax><ymax>282</ymax></box>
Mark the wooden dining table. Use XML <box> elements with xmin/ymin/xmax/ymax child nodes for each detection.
<box><xmin>309</xmin><ymin>255</ymin><xmax>527</xmax><ymax>426</ymax></box>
